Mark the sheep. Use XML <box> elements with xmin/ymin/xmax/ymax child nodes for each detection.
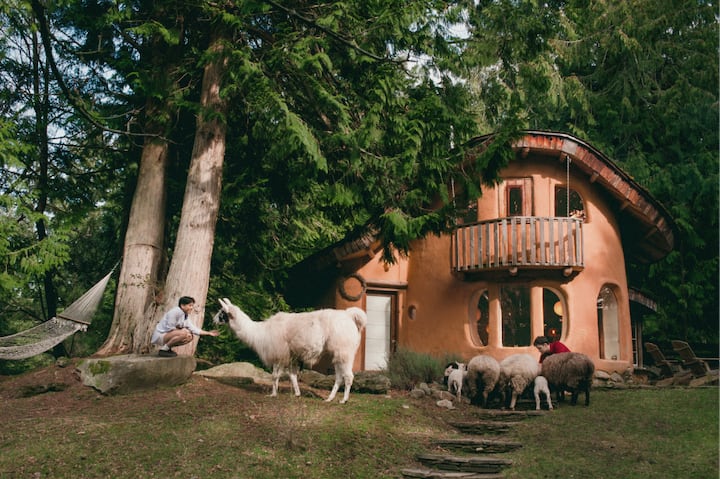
<box><xmin>541</xmin><ymin>352</ymin><xmax>595</xmax><ymax>406</ymax></box>
<box><xmin>533</xmin><ymin>375</ymin><xmax>553</xmax><ymax>410</ymax></box>
<box><xmin>216</xmin><ymin>298</ymin><xmax>366</xmax><ymax>404</ymax></box>
<box><xmin>447</xmin><ymin>363</ymin><xmax>467</xmax><ymax>402</ymax></box>
<box><xmin>443</xmin><ymin>361</ymin><xmax>464</xmax><ymax>388</ymax></box>
<box><xmin>498</xmin><ymin>353</ymin><xmax>540</xmax><ymax>410</ymax></box>
<box><xmin>465</xmin><ymin>354</ymin><xmax>500</xmax><ymax>407</ymax></box>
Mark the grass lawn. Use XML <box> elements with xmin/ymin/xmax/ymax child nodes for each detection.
<box><xmin>0</xmin><ymin>363</ymin><xmax>717</xmax><ymax>478</ymax></box>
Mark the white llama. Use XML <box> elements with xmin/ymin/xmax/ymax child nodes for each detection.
<box><xmin>216</xmin><ymin>298</ymin><xmax>367</xmax><ymax>404</ymax></box>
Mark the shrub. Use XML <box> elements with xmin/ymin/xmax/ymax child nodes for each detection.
<box><xmin>384</xmin><ymin>348</ymin><xmax>462</xmax><ymax>390</ymax></box>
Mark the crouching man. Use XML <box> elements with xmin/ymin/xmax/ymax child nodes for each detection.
<box><xmin>151</xmin><ymin>296</ymin><xmax>219</xmax><ymax>357</ymax></box>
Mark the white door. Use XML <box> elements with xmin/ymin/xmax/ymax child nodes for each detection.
<box><xmin>364</xmin><ymin>294</ymin><xmax>392</xmax><ymax>370</ymax></box>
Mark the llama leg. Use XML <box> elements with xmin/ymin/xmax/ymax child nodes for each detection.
<box><xmin>270</xmin><ymin>364</ymin><xmax>281</xmax><ymax>397</ymax></box>
<box><xmin>289</xmin><ymin>367</ymin><xmax>301</xmax><ymax>397</ymax></box>
<box><xmin>340</xmin><ymin>368</ymin><xmax>354</xmax><ymax>404</ymax></box>
<box><xmin>326</xmin><ymin>373</ymin><xmax>340</xmax><ymax>402</ymax></box>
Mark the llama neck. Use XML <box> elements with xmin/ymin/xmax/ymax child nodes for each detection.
<box><xmin>228</xmin><ymin>308</ymin><xmax>264</xmax><ymax>348</ymax></box>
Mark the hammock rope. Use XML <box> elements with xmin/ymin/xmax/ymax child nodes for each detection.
<box><xmin>0</xmin><ymin>264</ymin><xmax>117</xmax><ymax>360</ymax></box>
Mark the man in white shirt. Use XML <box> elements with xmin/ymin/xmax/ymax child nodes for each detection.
<box><xmin>151</xmin><ymin>296</ymin><xmax>219</xmax><ymax>357</ymax></box>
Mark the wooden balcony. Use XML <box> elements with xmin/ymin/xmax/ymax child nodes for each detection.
<box><xmin>452</xmin><ymin>217</ymin><xmax>584</xmax><ymax>280</ymax></box>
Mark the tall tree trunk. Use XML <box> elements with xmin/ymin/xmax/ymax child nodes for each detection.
<box><xmin>96</xmin><ymin>125</ymin><xmax>168</xmax><ymax>356</ymax></box>
<box><xmin>154</xmin><ymin>33</ymin><xmax>228</xmax><ymax>356</ymax></box>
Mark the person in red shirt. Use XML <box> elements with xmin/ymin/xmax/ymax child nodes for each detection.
<box><xmin>533</xmin><ymin>335</ymin><xmax>570</xmax><ymax>363</ymax></box>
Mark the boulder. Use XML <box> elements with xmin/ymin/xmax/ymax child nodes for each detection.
<box><xmin>195</xmin><ymin>362</ymin><xmax>272</xmax><ymax>382</ymax></box>
<box><xmin>77</xmin><ymin>354</ymin><xmax>196</xmax><ymax>395</ymax></box>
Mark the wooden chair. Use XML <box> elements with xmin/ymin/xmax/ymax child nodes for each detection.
<box><xmin>671</xmin><ymin>340</ymin><xmax>712</xmax><ymax>377</ymax></box>
<box><xmin>644</xmin><ymin>342</ymin><xmax>680</xmax><ymax>378</ymax></box>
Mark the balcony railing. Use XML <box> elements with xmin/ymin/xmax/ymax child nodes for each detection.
<box><xmin>452</xmin><ymin>216</ymin><xmax>584</xmax><ymax>277</ymax></box>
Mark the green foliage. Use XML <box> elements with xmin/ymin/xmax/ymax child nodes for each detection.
<box><xmin>0</xmin><ymin>0</ymin><xmax>716</xmax><ymax>370</ymax></box>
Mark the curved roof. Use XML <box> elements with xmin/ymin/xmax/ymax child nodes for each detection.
<box><xmin>469</xmin><ymin>130</ymin><xmax>675</xmax><ymax>262</ymax></box>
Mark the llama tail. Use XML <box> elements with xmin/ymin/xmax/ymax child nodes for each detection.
<box><xmin>346</xmin><ymin>307</ymin><xmax>367</xmax><ymax>331</ymax></box>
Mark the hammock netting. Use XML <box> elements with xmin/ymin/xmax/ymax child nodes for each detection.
<box><xmin>0</xmin><ymin>266</ymin><xmax>115</xmax><ymax>360</ymax></box>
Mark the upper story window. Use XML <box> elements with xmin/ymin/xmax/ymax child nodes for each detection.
<box><xmin>555</xmin><ymin>186</ymin><xmax>585</xmax><ymax>219</ymax></box>
<box><xmin>504</xmin><ymin>178</ymin><xmax>533</xmax><ymax>217</ymax></box>
<box><xmin>507</xmin><ymin>187</ymin><xmax>523</xmax><ymax>216</ymax></box>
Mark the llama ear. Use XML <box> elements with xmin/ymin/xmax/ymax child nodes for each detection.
<box><xmin>219</xmin><ymin>298</ymin><xmax>228</xmax><ymax>310</ymax></box>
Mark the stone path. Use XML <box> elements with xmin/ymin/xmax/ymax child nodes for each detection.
<box><xmin>400</xmin><ymin>407</ymin><xmax>544</xmax><ymax>478</ymax></box>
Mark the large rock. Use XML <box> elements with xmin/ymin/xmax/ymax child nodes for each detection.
<box><xmin>194</xmin><ymin>362</ymin><xmax>272</xmax><ymax>384</ymax></box>
<box><xmin>195</xmin><ymin>362</ymin><xmax>391</xmax><ymax>395</ymax></box>
<box><xmin>77</xmin><ymin>354</ymin><xmax>196</xmax><ymax>395</ymax></box>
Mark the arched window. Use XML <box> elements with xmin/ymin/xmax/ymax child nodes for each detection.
<box><xmin>598</xmin><ymin>286</ymin><xmax>620</xmax><ymax>360</ymax></box>
<box><xmin>555</xmin><ymin>186</ymin><xmax>585</xmax><ymax>219</ymax></box>
<box><xmin>500</xmin><ymin>286</ymin><xmax>530</xmax><ymax>347</ymax></box>
<box><xmin>469</xmin><ymin>289</ymin><xmax>490</xmax><ymax>346</ymax></box>
<box><xmin>543</xmin><ymin>288</ymin><xmax>564</xmax><ymax>342</ymax></box>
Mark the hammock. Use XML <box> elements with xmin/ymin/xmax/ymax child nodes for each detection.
<box><xmin>0</xmin><ymin>265</ymin><xmax>116</xmax><ymax>360</ymax></box>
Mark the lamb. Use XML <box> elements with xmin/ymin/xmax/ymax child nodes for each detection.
<box><xmin>533</xmin><ymin>375</ymin><xmax>553</xmax><ymax>410</ymax></box>
<box><xmin>499</xmin><ymin>353</ymin><xmax>540</xmax><ymax>410</ymax></box>
<box><xmin>465</xmin><ymin>354</ymin><xmax>500</xmax><ymax>407</ymax></box>
<box><xmin>216</xmin><ymin>298</ymin><xmax>366</xmax><ymax>404</ymax></box>
<box><xmin>443</xmin><ymin>361</ymin><xmax>464</xmax><ymax>388</ymax></box>
<box><xmin>541</xmin><ymin>352</ymin><xmax>595</xmax><ymax>406</ymax></box>
<box><xmin>446</xmin><ymin>363</ymin><xmax>467</xmax><ymax>402</ymax></box>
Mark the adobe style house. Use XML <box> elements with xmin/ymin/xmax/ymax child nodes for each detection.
<box><xmin>288</xmin><ymin>131</ymin><xmax>675</xmax><ymax>376</ymax></box>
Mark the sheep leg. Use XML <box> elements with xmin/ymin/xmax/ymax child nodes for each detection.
<box><xmin>534</xmin><ymin>390</ymin><xmax>541</xmax><ymax>410</ymax></box>
<box><xmin>546</xmin><ymin>391</ymin><xmax>554</xmax><ymax>410</ymax></box>
<box><xmin>509</xmin><ymin>390</ymin><xmax>518</xmax><ymax>410</ymax></box>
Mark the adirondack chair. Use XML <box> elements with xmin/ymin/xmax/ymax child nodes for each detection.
<box><xmin>670</xmin><ymin>340</ymin><xmax>713</xmax><ymax>377</ymax></box>
<box><xmin>644</xmin><ymin>342</ymin><xmax>680</xmax><ymax>378</ymax></box>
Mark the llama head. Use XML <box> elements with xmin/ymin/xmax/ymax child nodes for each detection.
<box><xmin>214</xmin><ymin>298</ymin><xmax>234</xmax><ymax>324</ymax></box>
<box><xmin>212</xmin><ymin>309</ymin><xmax>228</xmax><ymax>324</ymax></box>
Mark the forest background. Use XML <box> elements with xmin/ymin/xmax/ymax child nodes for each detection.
<box><xmin>0</xmin><ymin>0</ymin><xmax>717</xmax><ymax>373</ymax></box>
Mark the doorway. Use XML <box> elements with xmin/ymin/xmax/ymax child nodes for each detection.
<box><xmin>364</xmin><ymin>293</ymin><xmax>396</xmax><ymax>370</ymax></box>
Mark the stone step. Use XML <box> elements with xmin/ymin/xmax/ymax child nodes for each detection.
<box><xmin>401</xmin><ymin>467</ymin><xmax>505</xmax><ymax>478</ymax></box>
<box><xmin>470</xmin><ymin>409</ymin><xmax>545</xmax><ymax>421</ymax></box>
<box><xmin>416</xmin><ymin>453</ymin><xmax>512</xmax><ymax>474</ymax></box>
<box><xmin>447</xmin><ymin>420</ymin><xmax>519</xmax><ymax>434</ymax></box>
<box><xmin>433</xmin><ymin>437</ymin><xmax>523</xmax><ymax>453</ymax></box>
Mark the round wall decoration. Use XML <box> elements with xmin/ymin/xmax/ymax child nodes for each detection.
<box><xmin>338</xmin><ymin>273</ymin><xmax>367</xmax><ymax>301</ymax></box>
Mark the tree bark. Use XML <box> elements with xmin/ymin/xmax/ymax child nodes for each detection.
<box><xmin>155</xmin><ymin>33</ymin><xmax>229</xmax><ymax>356</ymax></box>
<box><xmin>96</xmin><ymin>132</ymin><xmax>168</xmax><ymax>356</ymax></box>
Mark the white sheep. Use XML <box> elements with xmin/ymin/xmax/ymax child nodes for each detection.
<box><xmin>465</xmin><ymin>354</ymin><xmax>500</xmax><ymax>407</ymax></box>
<box><xmin>533</xmin><ymin>375</ymin><xmax>553</xmax><ymax>410</ymax></box>
<box><xmin>443</xmin><ymin>361</ymin><xmax>463</xmax><ymax>387</ymax></box>
<box><xmin>499</xmin><ymin>353</ymin><xmax>540</xmax><ymax>410</ymax></box>
<box><xmin>447</xmin><ymin>363</ymin><xmax>467</xmax><ymax>402</ymax></box>
<box><xmin>216</xmin><ymin>298</ymin><xmax>366</xmax><ymax>404</ymax></box>
<box><xmin>541</xmin><ymin>352</ymin><xmax>595</xmax><ymax>406</ymax></box>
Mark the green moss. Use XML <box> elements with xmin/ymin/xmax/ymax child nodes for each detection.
<box><xmin>87</xmin><ymin>360</ymin><xmax>111</xmax><ymax>375</ymax></box>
